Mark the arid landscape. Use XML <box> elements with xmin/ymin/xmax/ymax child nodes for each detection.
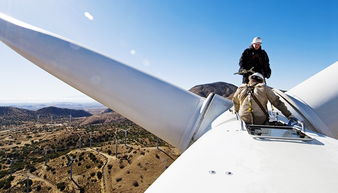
<box><xmin>0</xmin><ymin>109</ymin><xmax>180</xmax><ymax>193</ymax></box>
<box><xmin>0</xmin><ymin>82</ymin><xmax>236</xmax><ymax>193</ymax></box>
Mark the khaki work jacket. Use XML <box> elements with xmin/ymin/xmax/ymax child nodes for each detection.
<box><xmin>232</xmin><ymin>83</ymin><xmax>291</xmax><ymax>125</ymax></box>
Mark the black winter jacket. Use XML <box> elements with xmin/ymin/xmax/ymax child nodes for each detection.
<box><xmin>239</xmin><ymin>46</ymin><xmax>271</xmax><ymax>83</ymax></box>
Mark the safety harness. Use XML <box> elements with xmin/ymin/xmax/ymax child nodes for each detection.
<box><xmin>246</xmin><ymin>85</ymin><xmax>269</xmax><ymax>124</ymax></box>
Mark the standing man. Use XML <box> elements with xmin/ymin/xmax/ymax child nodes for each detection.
<box><xmin>238</xmin><ymin>37</ymin><xmax>271</xmax><ymax>83</ymax></box>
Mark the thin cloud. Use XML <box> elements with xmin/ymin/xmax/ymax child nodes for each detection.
<box><xmin>142</xmin><ymin>59</ymin><xmax>151</xmax><ymax>66</ymax></box>
<box><xmin>130</xmin><ymin>49</ymin><xmax>136</xmax><ymax>55</ymax></box>
<box><xmin>84</xmin><ymin>12</ymin><xmax>94</xmax><ymax>21</ymax></box>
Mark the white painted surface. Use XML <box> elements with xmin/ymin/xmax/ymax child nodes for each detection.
<box><xmin>146</xmin><ymin>111</ymin><xmax>338</xmax><ymax>193</ymax></box>
<box><xmin>0</xmin><ymin>13</ymin><xmax>203</xmax><ymax>151</ymax></box>
<box><xmin>2</xmin><ymin>13</ymin><xmax>338</xmax><ymax>193</ymax></box>
<box><xmin>192</xmin><ymin>94</ymin><xmax>234</xmax><ymax>142</ymax></box>
<box><xmin>288</xmin><ymin>62</ymin><xmax>338</xmax><ymax>139</ymax></box>
<box><xmin>0</xmin><ymin>13</ymin><xmax>232</xmax><ymax>151</ymax></box>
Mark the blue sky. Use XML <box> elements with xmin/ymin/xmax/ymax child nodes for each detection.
<box><xmin>0</xmin><ymin>0</ymin><xmax>337</xmax><ymax>103</ymax></box>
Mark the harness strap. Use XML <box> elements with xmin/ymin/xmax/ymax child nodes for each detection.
<box><xmin>247</xmin><ymin>85</ymin><xmax>269</xmax><ymax>123</ymax></box>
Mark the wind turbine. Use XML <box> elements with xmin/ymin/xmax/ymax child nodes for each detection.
<box><xmin>114</xmin><ymin>130</ymin><xmax>119</xmax><ymax>157</ymax></box>
<box><xmin>66</xmin><ymin>155</ymin><xmax>82</xmax><ymax>190</ymax></box>
<box><xmin>35</xmin><ymin>114</ymin><xmax>40</xmax><ymax>123</ymax></box>
<box><xmin>8</xmin><ymin>158</ymin><xmax>14</xmax><ymax>177</ymax></box>
<box><xmin>120</xmin><ymin>128</ymin><xmax>129</xmax><ymax>147</ymax></box>
<box><xmin>89</xmin><ymin>132</ymin><xmax>93</xmax><ymax>148</ymax></box>
<box><xmin>24</xmin><ymin>175</ymin><xmax>30</xmax><ymax>193</ymax></box>
<box><xmin>1</xmin><ymin>13</ymin><xmax>338</xmax><ymax>193</ymax></box>
<box><xmin>44</xmin><ymin>147</ymin><xmax>48</xmax><ymax>166</ymax></box>
<box><xmin>66</xmin><ymin>155</ymin><xmax>74</xmax><ymax>178</ymax></box>
<box><xmin>77</xmin><ymin>134</ymin><xmax>82</xmax><ymax>149</ymax></box>
<box><xmin>155</xmin><ymin>137</ymin><xmax>175</xmax><ymax>161</ymax></box>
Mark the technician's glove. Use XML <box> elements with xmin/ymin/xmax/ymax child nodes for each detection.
<box><xmin>287</xmin><ymin>115</ymin><xmax>298</xmax><ymax>126</ymax></box>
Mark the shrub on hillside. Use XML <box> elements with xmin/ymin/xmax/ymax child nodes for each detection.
<box><xmin>97</xmin><ymin>171</ymin><xmax>102</xmax><ymax>179</ymax></box>
<box><xmin>56</xmin><ymin>182</ymin><xmax>66</xmax><ymax>191</ymax></box>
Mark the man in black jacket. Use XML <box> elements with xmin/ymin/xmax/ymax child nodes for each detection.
<box><xmin>238</xmin><ymin>37</ymin><xmax>271</xmax><ymax>83</ymax></box>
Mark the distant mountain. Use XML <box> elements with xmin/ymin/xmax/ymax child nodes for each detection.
<box><xmin>80</xmin><ymin>111</ymin><xmax>128</xmax><ymax>125</ymax></box>
<box><xmin>0</xmin><ymin>106</ymin><xmax>35</xmax><ymax>120</ymax></box>
<box><xmin>36</xmin><ymin>106</ymin><xmax>92</xmax><ymax>118</ymax></box>
<box><xmin>0</xmin><ymin>102</ymin><xmax>105</xmax><ymax>111</ymax></box>
<box><xmin>102</xmin><ymin>108</ymin><xmax>114</xmax><ymax>113</ymax></box>
<box><xmin>0</xmin><ymin>106</ymin><xmax>92</xmax><ymax>124</ymax></box>
<box><xmin>189</xmin><ymin>82</ymin><xmax>238</xmax><ymax>99</ymax></box>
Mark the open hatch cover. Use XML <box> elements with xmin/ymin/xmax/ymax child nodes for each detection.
<box><xmin>246</xmin><ymin>124</ymin><xmax>313</xmax><ymax>141</ymax></box>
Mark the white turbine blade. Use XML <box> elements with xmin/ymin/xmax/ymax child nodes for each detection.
<box><xmin>0</xmin><ymin>13</ymin><xmax>232</xmax><ymax>151</ymax></box>
<box><xmin>287</xmin><ymin>61</ymin><xmax>338</xmax><ymax>139</ymax></box>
